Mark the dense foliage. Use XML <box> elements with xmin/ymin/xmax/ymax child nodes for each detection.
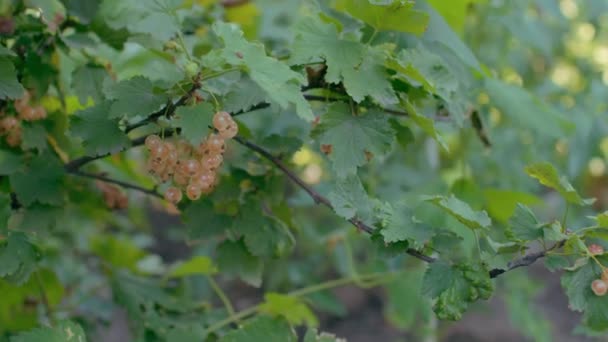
<box><xmin>2</xmin><ymin>0</ymin><xmax>608</xmax><ymax>340</ymax></box>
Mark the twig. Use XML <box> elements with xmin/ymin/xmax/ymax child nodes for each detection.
<box><xmin>68</xmin><ymin>170</ymin><xmax>162</xmax><ymax>199</ymax></box>
<box><xmin>64</xmin><ymin>129</ymin><xmax>176</xmax><ymax>172</ymax></box>
<box><xmin>124</xmin><ymin>79</ymin><xmax>202</xmax><ymax>133</ymax></box>
<box><xmin>234</xmin><ymin>135</ymin><xmax>566</xmax><ymax>276</ymax></box>
<box><xmin>488</xmin><ymin>240</ymin><xmax>566</xmax><ymax>278</ymax></box>
<box><xmin>232</xmin><ymin>135</ymin><xmax>434</xmax><ymax>263</ymax></box>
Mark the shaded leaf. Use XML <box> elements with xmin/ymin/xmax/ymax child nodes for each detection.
<box><xmin>312</xmin><ymin>103</ymin><xmax>393</xmax><ymax>177</ymax></box>
<box><xmin>70</xmin><ymin>101</ymin><xmax>130</xmax><ymax>156</ymax></box>
<box><xmin>525</xmin><ymin>162</ymin><xmax>593</xmax><ymax>206</ymax></box>
<box><xmin>424</xmin><ymin>194</ymin><xmax>491</xmax><ymax>230</ymax></box>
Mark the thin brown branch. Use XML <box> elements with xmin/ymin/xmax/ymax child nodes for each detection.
<box><xmin>232</xmin><ymin>135</ymin><xmax>434</xmax><ymax>263</ymax></box>
<box><xmin>125</xmin><ymin>77</ymin><xmax>202</xmax><ymax>133</ymax></box>
<box><xmin>68</xmin><ymin>170</ymin><xmax>162</xmax><ymax>199</ymax></box>
<box><xmin>234</xmin><ymin>135</ymin><xmax>566</xmax><ymax>277</ymax></box>
<box><xmin>64</xmin><ymin>129</ymin><xmax>176</xmax><ymax>172</ymax></box>
<box><xmin>488</xmin><ymin>240</ymin><xmax>565</xmax><ymax>278</ymax></box>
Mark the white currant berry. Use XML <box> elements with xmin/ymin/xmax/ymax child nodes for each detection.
<box><xmin>213</xmin><ymin>111</ymin><xmax>232</xmax><ymax>131</ymax></box>
<box><xmin>164</xmin><ymin>187</ymin><xmax>183</xmax><ymax>204</ymax></box>
<box><xmin>589</xmin><ymin>244</ymin><xmax>604</xmax><ymax>256</ymax></box>
<box><xmin>202</xmin><ymin>154</ymin><xmax>223</xmax><ymax>170</ymax></box>
<box><xmin>592</xmin><ymin>279</ymin><xmax>608</xmax><ymax>296</ymax></box>
<box><xmin>186</xmin><ymin>183</ymin><xmax>202</xmax><ymax>200</ymax></box>
<box><xmin>181</xmin><ymin>159</ymin><xmax>201</xmax><ymax>177</ymax></box>
<box><xmin>145</xmin><ymin>135</ymin><xmax>162</xmax><ymax>150</ymax></box>
<box><xmin>207</xmin><ymin>133</ymin><xmax>225</xmax><ymax>153</ymax></box>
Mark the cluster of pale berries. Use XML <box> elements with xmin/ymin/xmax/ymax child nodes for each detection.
<box><xmin>588</xmin><ymin>244</ymin><xmax>608</xmax><ymax>296</ymax></box>
<box><xmin>96</xmin><ymin>181</ymin><xmax>128</xmax><ymax>210</ymax></box>
<box><xmin>144</xmin><ymin>111</ymin><xmax>238</xmax><ymax>204</ymax></box>
<box><xmin>0</xmin><ymin>91</ymin><xmax>47</xmax><ymax>147</ymax></box>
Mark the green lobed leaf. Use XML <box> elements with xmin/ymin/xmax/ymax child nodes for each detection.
<box><xmin>0</xmin><ymin>233</ymin><xmax>40</xmax><ymax>285</ymax></box>
<box><xmin>384</xmin><ymin>269</ymin><xmax>431</xmax><ymax>330</ymax></box>
<box><xmin>291</xmin><ymin>15</ymin><xmax>397</xmax><ymax>106</ymax></box>
<box><xmin>561</xmin><ymin>256</ymin><xmax>608</xmax><ymax>331</ymax></box>
<box><xmin>167</xmin><ymin>256</ymin><xmax>217</xmax><ymax>278</ymax></box>
<box><xmin>231</xmin><ymin>204</ymin><xmax>294</xmax><ymax>258</ymax></box>
<box><xmin>422</xmin><ymin>261</ymin><xmax>456</xmax><ymax>298</ymax></box>
<box><xmin>390</xmin><ymin>119</ymin><xmax>415</xmax><ymax>149</ymax></box>
<box><xmin>10</xmin><ymin>154</ymin><xmax>65</xmax><ymax>206</ymax></box>
<box><xmin>217</xmin><ymin>239</ymin><xmax>263</xmax><ymax>287</ymax></box>
<box><xmin>98</xmin><ymin>0</ymin><xmax>181</xmax><ymax>42</ymax></box>
<box><xmin>13</xmin><ymin>204</ymin><xmax>63</xmax><ymax>233</ymax></box>
<box><xmin>21</xmin><ymin>123</ymin><xmax>47</xmax><ymax>151</ymax></box>
<box><xmin>63</xmin><ymin>0</ymin><xmax>100</xmax><ymax>24</ymax></box>
<box><xmin>401</xmin><ymin>99</ymin><xmax>448</xmax><ymax>151</ymax></box>
<box><xmin>428</xmin><ymin>0</ymin><xmax>484</xmax><ymax>33</ymax></box>
<box><xmin>525</xmin><ymin>162</ymin><xmax>593</xmax><ymax>206</ymax></box>
<box><xmin>594</xmin><ymin>211</ymin><xmax>608</xmax><ymax>227</ymax></box>
<box><xmin>90</xmin><ymin>235</ymin><xmax>146</xmax><ymax>272</ymax></box>
<box><xmin>219</xmin><ymin>316</ymin><xmax>296</xmax><ymax>342</ymax></box>
<box><xmin>259</xmin><ymin>293</ymin><xmax>318</xmax><ymax>327</ymax></box>
<box><xmin>184</xmin><ymin>200</ymin><xmax>232</xmax><ymax>241</ymax></box>
<box><xmin>10</xmin><ymin>320</ymin><xmax>86</xmax><ymax>342</ymax></box>
<box><xmin>483</xmin><ymin>189</ymin><xmax>540</xmax><ymax>223</ymax></box>
<box><xmin>424</xmin><ymin>194</ymin><xmax>492</xmax><ymax>231</ymax></box>
<box><xmin>0</xmin><ymin>45</ymin><xmax>15</xmax><ymax>57</ymax></box>
<box><xmin>328</xmin><ymin>174</ymin><xmax>372</xmax><ymax>221</ymax></box>
<box><xmin>312</xmin><ymin>103</ymin><xmax>394</xmax><ymax>177</ymax></box>
<box><xmin>70</xmin><ymin>101</ymin><xmax>131</xmax><ymax>156</ymax></box>
<box><xmin>334</xmin><ymin>0</ymin><xmax>429</xmax><ymax>35</ymax></box>
<box><xmin>419</xmin><ymin>1</ymin><xmax>480</xmax><ymax>70</ymax></box>
<box><xmin>72</xmin><ymin>65</ymin><xmax>107</xmax><ymax>104</ymax></box>
<box><xmin>105</xmin><ymin>76</ymin><xmax>169</xmax><ymax>119</ymax></box>
<box><xmin>212</xmin><ymin>22</ymin><xmax>313</xmax><ymax>121</ymax></box>
<box><xmin>0</xmin><ymin>57</ymin><xmax>25</xmax><ymax>99</ymax></box>
<box><xmin>173</xmin><ymin>102</ymin><xmax>214</xmax><ymax>145</ymax></box>
<box><xmin>393</xmin><ymin>47</ymin><xmax>465</xmax><ymax>123</ymax></box>
<box><xmin>0</xmin><ymin>149</ymin><xmax>23</xmax><ymax>175</ymax></box>
<box><xmin>380</xmin><ymin>202</ymin><xmax>436</xmax><ymax>248</ymax></box>
<box><xmin>485</xmin><ymin>79</ymin><xmax>572</xmax><ymax>139</ymax></box>
<box><xmin>507</xmin><ymin>203</ymin><xmax>543</xmax><ymax>242</ymax></box>
<box><xmin>0</xmin><ymin>194</ymin><xmax>10</xmax><ymax>235</ymax></box>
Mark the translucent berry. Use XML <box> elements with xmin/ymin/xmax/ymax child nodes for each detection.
<box><xmin>589</xmin><ymin>244</ymin><xmax>604</xmax><ymax>255</ymax></box>
<box><xmin>194</xmin><ymin>170</ymin><xmax>215</xmax><ymax>188</ymax></box>
<box><xmin>202</xmin><ymin>154</ymin><xmax>223</xmax><ymax>171</ymax></box>
<box><xmin>145</xmin><ymin>135</ymin><xmax>162</xmax><ymax>150</ymax></box>
<box><xmin>197</xmin><ymin>141</ymin><xmax>212</xmax><ymax>156</ymax></box>
<box><xmin>213</xmin><ymin>111</ymin><xmax>232</xmax><ymax>131</ymax></box>
<box><xmin>6</xmin><ymin>129</ymin><xmax>21</xmax><ymax>147</ymax></box>
<box><xmin>592</xmin><ymin>279</ymin><xmax>608</xmax><ymax>296</ymax></box>
<box><xmin>32</xmin><ymin>106</ymin><xmax>46</xmax><ymax>120</ymax></box>
<box><xmin>164</xmin><ymin>187</ymin><xmax>183</xmax><ymax>204</ymax></box>
<box><xmin>151</xmin><ymin>143</ymin><xmax>170</xmax><ymax>161</ymax></box>
<box><xmin>173</xmin><ymin>172</ymin><xmax>189</xmax><ymax>186</ymax></box>
<box><xmin>176</xmin><ymin>139</ymin><xmax>192</xmax><ymax>156</ymax></box>
<box><xmin>207</xmin><ymin>133</ymin><xmax>225</xmax><ymax>153</ymax></box>
<box><xmin>14</xmin><ymin>102</ymin><xmax>26</xmax><ymax>114</ymax></box>
<box><xmin>186</xmin><ymin>183</ymin><xmax>202</xmax><ymax>201</ymax></box>
<box><xmin>219</xmin><ymin>123</ymin><xmax>238</xmax><ymax>139</ymax></box>
<box><xmin>1</xmin><ymin>116</ymin><xmax>19</xmax><ymax>131</ymax></box>
<box><xmin>167</xmin><ymin>150</ymin><xmax>179</xmax><ymax>167</ymax></box>
<box><xmin>18</xmin><ymin>106</ymin><xmax>34</xmax><ymax>121</ymax></box>
<box><xmin>181</xmin><ymin>159</ymin><xmax>201</xmax><ymax>176</ymax></box>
